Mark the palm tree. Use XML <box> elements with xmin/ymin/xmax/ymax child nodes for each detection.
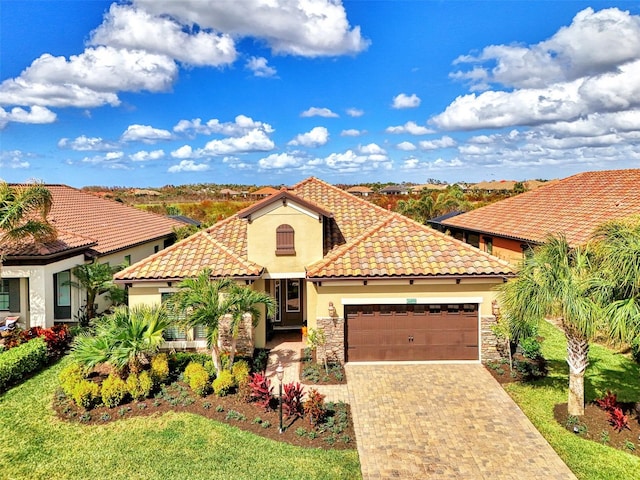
<box><xmin>397</xmin><ymin>186</ymin><xmax>470</xmax><ymax>224</ymax></box>
<box><xmin>68</xmin><ymin>261</ymin><xmax>126</xmax><ymax>325</ymax></box>
<box><xmin>167</xmin><ymin>269</ymin><xmax>234</xmax><ymax>372</ymax></box>
<box><xmin>498</xmin><ymin>235</ymin><xmax>600</xmax><ymax>416</ymax></box>
<box><xmin>0</xmin><ymin>181</ymin><xmax>55</xmax><ymax>247</ymax></box>
<box><xmin>591</xmin><ymin>215</ymin><xmax>640</xmax><ymax>344</ymax></box>
<box><xmin>71</xmin><ymin>305</ymin><xmax>170</xmax><ymax>376</ymax></box>
<box><xmin>226</xmin><ymin>284</ymin><xmax>276</xmax><ymax>369</ymax></box>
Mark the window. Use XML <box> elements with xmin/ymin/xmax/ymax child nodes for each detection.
<box><xmin>161</xmin><ymin>292</ymin><xmax>188</xmax><ymax>340</ymax></box>
<box><xmin>483</xmin><ymin>237</ymin><xmax>493</xmax><ymax>255</ymax></box>
<box><xmin>0</xmin><ymin>280</ymin><xmax>10</xmax><ymax>310</ymax></box>
<box><xmin>466</xmin><ymin>232</ymin><xmax>480</xmax><ymax>248</ymax></box>
<box><xmin>56</xmin><ymin>271</ymin><xmax>71</xmax><ymax>307</ymax></box>
<box><xmin>428</xmin><ymin>305</ymin><xmax>441</xmax><ymax>315</ymax></box>
<box><xmin>124</xmin><ymin>255</ymin><xmax>131</xmax><ymax>266</ymax></box>
<box><xmin>154</xmin><ymin>245</ymin><xmax>160</xmax><ymax>253</ymax></box>
<box><xmin>286</xmin><ymin>280</ymin><xmax>300</xmax><ymax>312</ymax></box>
<box><xmin>275</xmin><ymin>224</ymin><xmax>295</xmax><ymax>255</ymax></box>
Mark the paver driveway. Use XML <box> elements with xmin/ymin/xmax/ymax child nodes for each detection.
<box><xmin>345</xmin><ymin>363</ymin><xmax>577</xmax><ymax>479</ymax></box>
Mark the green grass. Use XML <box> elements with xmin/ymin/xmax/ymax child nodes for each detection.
<box><xmin>0</xmin><ymin>359</ymin><xmax>361</xmax><ymax>480</ymax></box>
<box><xmin>504</xmin><ymin>321</ymin><xmax>640</xmax><ymax>480</ymax></box>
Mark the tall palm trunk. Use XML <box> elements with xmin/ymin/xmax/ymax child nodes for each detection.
<box><xmin>566</xmin><ymin>330</ymin><xmax>589</xmax><ymax>416</ymax></box>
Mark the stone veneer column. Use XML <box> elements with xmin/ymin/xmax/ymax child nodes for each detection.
<box><xmin>315</xmin><ymin>316</ymin><xmax>345</xmax><ymax>365</ymax></box>
<box><xmin>480</xmin><ymin>315</ymin><xmax>501</xmax><ymax>363</ymax></box>
<box><xmin>218</xmin><ymin>313</ymin><xmax>254</xmax><ymax>357</ymax></box>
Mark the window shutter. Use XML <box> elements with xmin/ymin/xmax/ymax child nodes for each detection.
<box><xmin>276</xmin><ymin>224</ymin><xmax>296</xmax><ymax>255</ymax></box>
<box><xmin>8</xmin><ymin>279</ymin><xmax>20</xmax><ymax>312</ymax></box>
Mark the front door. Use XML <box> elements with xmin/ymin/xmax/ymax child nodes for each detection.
<box><xmin>53</xmin><ymin>270</ymin><xmax>72</xmax><ymax>320</ymax></box>
<box><xmin>267</xmin><ymin>279</ymin><xmax>304</xmax><ymax>328</ymax></box>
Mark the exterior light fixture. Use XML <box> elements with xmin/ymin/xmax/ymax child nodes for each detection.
<box><xmin>276</xmin><ymin>362</ymin><xmax>284</xmax><ymax>434</ymax></box>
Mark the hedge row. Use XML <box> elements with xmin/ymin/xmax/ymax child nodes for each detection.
<box><xmin>0</xmin><ymin>337</ymin><xmax>48</xmax><ymax>392</ymax></box>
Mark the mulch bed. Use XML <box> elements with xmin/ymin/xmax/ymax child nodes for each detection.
<box><xmin>52</xmin><ymin>382</ymin><xmax>356</xmax><ymax>450</ymax></box>
<box><xmin>299</xmin><ymin>349</ymin><xmax>347</xmax><ymax>385</ymax></box>
<box><xmin>554</xmin><ymin>402</ymin><xmax>640</xmax><ymax>456</ymax></box>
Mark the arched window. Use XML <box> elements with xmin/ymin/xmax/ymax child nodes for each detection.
<box><xmin>276</xmin><ymin>224</ymin><xmax>296</xmax><ymax>255</ymax></box>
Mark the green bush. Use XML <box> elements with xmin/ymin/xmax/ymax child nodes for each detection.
<box><xmin>150</xmin><ymin>354</ymin><xmax>169</xmax><ymax>384</ymax></box>
<box><xmin>58</xmin><ymin>361</ymin><xmax>86</xmax><ymax>397</ymax></box>
<box><xmin>184</xmin><ymin>362</ymin><xmax>210</xmax><ymax>396</ymax></box>
<box><xmin>203</xmin><ymin>360</ymin><xmax>217</xmax><ymax>379</ymax></box>
<box><xmin>232</xmin><ymin>360</ymin><xmax>250</xmax><ymax>385</ymax></box>
<box><xmin>126</xmin><ymin>371</ymin><xmax>153</xmax><ymax>400</ymax></box>
<box><xmin>213</xmin><ymin>370</ymin><xmax>234</xmax><ymax>397</ymax></box>
<box><xmin>169</xmin><ymin>352</ymin><xmax>209</xmax><ymax>374</ymax></box>
<box><xmin>72</xmin><ymin>379</ymin><xmax>100</xmax><ymax>408</ymax></box>
<box><xmin>0</xmin><ymin>337</ymin><xmax>48</xmax><ymax>392</ymax></box>
<box><xmin>101</xmin><ymin>374</ymin><xmax>128</xmax><ymax>408</ymax></box>
<box><xmin>631</xmin><ymin>339</ymin><xmax>640</xmax><ymax>364</ymax></box>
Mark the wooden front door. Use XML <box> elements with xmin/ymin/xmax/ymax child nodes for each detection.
<box><xmin>267</xmin><ymin>279</ymin><xmax>304</xmax><ymax>328</ymax></box>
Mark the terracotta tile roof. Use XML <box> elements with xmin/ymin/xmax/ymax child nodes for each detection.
<box><xmin>307</xmin><ymin>213</ymin><xmax>513</xmax><ymax>278</ymax></box>
<box><xmin>346</xmin><ymin>185</ymin><xmax>374</xmax><ymax>194</ymax></box>
<box><xmin>1</xmin><ymin>229</ymin><xmax>96</xmax><ymax>257</ymax></box>
<box><xmin>117</xmin><ymin>177</ymin><xmax>513</xmax><ymax>281</ymax></box>
<box><xmin>1</xmin><ymin>185</ymin><xmax>184</xmax><ymax>258</ymax></box>
<box><xmin>442</xmin><ymin>169</ymin><xmax>640</xmax><ymax>246</ymax></box>
<box><xmin>252</xmin><ymin>186</ymin><xmax>279</xmax><ymax>196</ymax></box>
<box><xmin>292</xmin><ymin>177</ymin><xmax>391</xmax><ymax>243</ymax></box>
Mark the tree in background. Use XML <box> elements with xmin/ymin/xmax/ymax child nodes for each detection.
<box><xmin>397</xmin><ymin>185</ymin><xmax>470</xmax><ymax>224</ymax></box>
<box><xmin>68</xmin><ymin>261</ymin><xmax>126</xmax><ymax>325</ymax></box>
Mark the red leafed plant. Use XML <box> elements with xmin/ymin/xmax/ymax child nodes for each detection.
<box><xmin>595</xmin><ymin>390</ymin><xmax>619</xmax><ymax>412</ymax></box>
<box><xmin>248</xmin><ymin>372</ymin><xmax>273</xmax><ymax>411</ymax></box>
<box><xmin>304</xmin><ymin>388</ymin><xmax>326</xmax><ymax>426</ymax></box>
<box><xmin>608</xmin><ymin>407</ymin><xmax>631</xmax><ymax>432</ymax></box>
<box><xmin>282</xmin><ymin>382</ymin><xmax>305</xmax><ymax>419</ymax></box>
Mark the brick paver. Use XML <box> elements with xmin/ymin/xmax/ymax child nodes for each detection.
<box><xmin>346</xmin><ymin>363</ymin><xmax>577</xmax><ymax>480</ymax></box>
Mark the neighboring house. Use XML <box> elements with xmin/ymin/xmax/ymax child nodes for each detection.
<box><xmin>115</xmin><ymin>177</ymin><xmax>512</xmax><ymax>363</ymax></box>
<box><xmin>410</xmin><ymin>183</ymin><xmax>448</xmax><ymax>193</ymax></box>
<box><xmin>251</xmin><ymin>187</ymin><xmax>280</xmax><ymax>199</ymax></box>
<box><xmin>219</xmin><ymin>188</ymin><xmax>240</xmax><ymax>199</ymax></box>
<box><xmin>168</xmin><ymin>215</ymin><xmax>202</xmax><ymax>227</ymax></box>
<box><xmin>434</xmin><ymin>169</ymin><xmax>640</xmax><ymax>262</ymax></box>
<box><xmin>379</xmin><ymin>184</ymin><xmax>410</xmax><ymax>195</ymax></box>
<box><xmin>346</xmin><ymin>185</ymin><xmax>374</xmax><ymax>197</ymax></box>
<box><xmin>0</xmin><ymin>185</ymin><xmax>184</xmax><ymax>328</ymax></box>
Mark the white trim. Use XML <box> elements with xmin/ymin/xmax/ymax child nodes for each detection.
<box><xmin>249</xmin><ymin>200</ymin><xmax>321</xmax><ymax>222</ymax></box>
<box><xmin>346</xmin><ymin>360</ymin><xmax>481</xmax><ymax>366</ymax></box>
<box><xmin>341</xmin><ymin>297</ymin><xmax>483</xmax><ymax>305</ymax></box>
<box><xmin>263</xmin><ymin>272</ymin><xmax>306</xmax><ymax>279</ymax></box>
<box><xmin>159</xmin><ymin>287</ymin><xmax>179</xmax><ymax>293</ymax></box>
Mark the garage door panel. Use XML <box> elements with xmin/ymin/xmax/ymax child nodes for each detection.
<box><xmin>346</xmin><ymin>304</ymin><xmax>479</xmax><ymax>362</ymax></box>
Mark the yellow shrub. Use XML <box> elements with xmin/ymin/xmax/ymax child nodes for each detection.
<box><xmin>231</xmin><ymin>360</ymin><xmax>250</xmax><ymax>386</ymax></box>
<box><xmin>101</xmin><ymin>374</ymin><xmax>128</xmax><ymax>408</ymax></box>
<box><xmin>72</xmin><ymin>379</ymin><xmax>100</xmax><ymax>408</ymax></box>
<box><xmin>150</xmin><ymin>353</ymin><xmax>169</xmax><ymax>385</ymax></box>
<box><xmin>213</xmin><ymin>370</ymin><xmax>234</xmax><ymax>397</ymax></box>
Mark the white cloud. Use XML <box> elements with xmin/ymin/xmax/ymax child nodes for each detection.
<box><xmin>130</xmin><ymin>149</ymin><xmax>165</xmax><ymax>161</ymax></box>
<box><xmin>135</xmin><ymin>0</ymin><xmax>369</xmax><ymax>57</ymax></box>
<box><xmin>301</xmin><ymin>107</ymin><xmax>339</xmax><ymax>118</ymax></box>
<box><xmin>121</xmin><ymin>124</ymin><xmax>172</xmax><ymax>143</ymax></box>
<box><xmin>396</xmin><ymin>141</ymin><xmax>416</xmax><ymax>151</ymax></box>
<box><xmin>58</xmin><ymin>135</ymin><xmax>118</xmax><ymax>151</ymax></box>
<box><xmin>259</xmin><ymin>152</ymin><xmax>304</xmax><ymax>169</ymax></box>
<box><xmin>385</xmin><ymin>121</ymin><xmax>434</xmax><ymax>135</ymax></box>
<box><xmin>346</xmin><ymin>108</ymin><xmax>364</xmax><ymax>117</ymax></box>
<box><xmin>81</xmin><ymin>151</ymin><xmax>129</xmax><ymax>169</ymax></box>
<box><xmin>341</xmin><ymin>129</ymin><xmax>365</xmax><ymax>137</ymax></box>
<box><xmin>0</xmin><ymin>150</ymin><xmax>31</xmax><ymax>169</ymax></box>
<box><xmin>418</xmin><ymin>136</ymin><xmax>457</xmax><ymax>150</ymax></box>
<box><xmin>452</xmin><ymin>7</ymin><xmax>640</xmax><ymax>90</ymax></box>
<box><xmin>392</xmin><ymin>93</ymin><xmax>421</xmax><ymax>109</ymax></box>
<box><xmin>173</xmin><ymin>115</ymin><xmax>274</xmax><ymax>137</ymax></box>
<box><xmin>90</xmin><ymin>4</ymin><xmax>237</xmax><ymax>67</ymax></box>
<box><xmin>168</xmin><ymin>159</ymin><xmax>209</xmax><ymax>173</ymax></box>
<box><xmin>288</xmin><ymin>126</ymin><xmax>329</xmax><ymax>147</ymax></box>
<box><xmin>171</xmin><ymin>145</ymin><xmax>195</xmax><ymax>159</ymax></box>
<box><xmin>358</xmin><ymin>143</ymin><xmax>386</xmax><ymax>155</ymax></box>
<box><xmin>0</xmin><ymin>105</ymin><xmax>56</xmax><ymax>129</ymax></box>
<box><xmin>245</xmin><ymin>56</ymin><xmax>277</xmax><ymax>77</ymax></box>
<box><xmin>0</xmin><ymin>46</ymin><xmax>177</xmax><ymax>108</ymax></box>
<box><xmin>201</xmin><ymin>128</ymin><xmax>275</xmax><ymax>155</ymax></box>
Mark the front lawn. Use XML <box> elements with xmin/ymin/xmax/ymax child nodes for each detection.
<box><xmin>503</xmin><ymin>321</ymin><xmax>640</xmax><ymax>480</ymax></box>
<box><xmin>0</xmin><ymin>358</ymin><xmax>361</xmax><ymax>480</ymax></box>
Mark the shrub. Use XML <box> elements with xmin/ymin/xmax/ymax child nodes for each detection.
<box><xmin>213</xmin><ymin>370</ymin><xmax>234</xmax><ymax>397</ymax></box>
<box><xmin>150</xmin><ymin>353</ymin><xmax>169</xmax><ymax>385</ymax></box>
<box><xmin>609</xmin><ymin>407</ymin><xmax>630</xmax><ymax>432</ymax></box>
<box><xmin>101</xmin><ymin>374</ymin><xmax>128</xmax><ymax>408</ymax></box>
<box><xmin>203</xmin><ymin>360</ymin><xmax>217</xmax><ymax>379</ymax></box>
<box><xmin>0</xmin><ymin>337</ymin><xmax>48</xmax><ymax>392</ymax></box>
<box><xmin>185</xmin><ymin>362</ymin><xmax>210</xmax><ymax>396</ymax></box>
<box><xmin>232</xmin><ymin>360</ymin><xmax>251</xmax><ymax>385</ymax></box>
<box><xmin>72</xmin><ymin>379</ymin><xmax>100</xmax><ymax>408</ymax></box>
<box><xmin>252</xmin><ymin>348</ymin><xmax>270</xmax><ymax>373</ymax></box>
<box><xmin>304</xmin><ymin>388</ymin><xmax>326</xmax><ymax>426</ymax></box>
<box><xmin>126</xmin><ymin>372</ymin><xmax>153</xmax><ymax>401</ymax></box>
<box><xmin>631</xmin><ymin>338</ymin><xmax>640</xmax><ymax>364</ymax></box>
<box><xmin>248</xmin><ymin>372</ymin><xmax>272</xmax><ymax>411</ymax></box>
<box><xmin>595</xmin><ymin>390</ymin><xmax>619</xmax><ymax>412</ymax></box>
<box><xmin>59</xmin><ymin>362</ymin><xmax>86</xmax><ymax>397</ymax></box>
<box><xmin>282</xmin><ymin>382</ymin><xmax>305</xmax><ymax>419</ymax></box>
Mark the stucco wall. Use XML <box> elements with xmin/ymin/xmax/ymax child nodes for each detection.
<box><xmin>246</xmin><ymin>203</ymin><xmax>323</xmax><ymax>274</ymax></box>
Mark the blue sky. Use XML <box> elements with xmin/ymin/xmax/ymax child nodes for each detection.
<box><xmin>2</xmin><ymin>1</ymin><xmax>640</xmax><ymax>187</ymax></box>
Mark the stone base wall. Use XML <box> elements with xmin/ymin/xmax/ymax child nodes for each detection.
<box><xmin>316</xmin><ymin>316</ymin><xmax>345</xmax><ymax>365</ymax></box>
<box><xmin>480</xmin><ymin>315</ymin><xmax>502</xmax><ymax>363</ymax></box>
<box><xmin>218</xmin><ymin>313</ymin><xmax>254</xmax><ymax>358</ymax></box>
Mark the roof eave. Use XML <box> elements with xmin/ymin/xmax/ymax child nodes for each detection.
<box><xmin>307</xmin><ymin>273</ymin><xmax>514</xmax><ymax>282</ymax></box>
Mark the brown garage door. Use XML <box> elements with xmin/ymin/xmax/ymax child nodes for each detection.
<box><xmin>345</xmin><ymin>304</ymin><xmax>478</xmax><ymax>361</ymax></box>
